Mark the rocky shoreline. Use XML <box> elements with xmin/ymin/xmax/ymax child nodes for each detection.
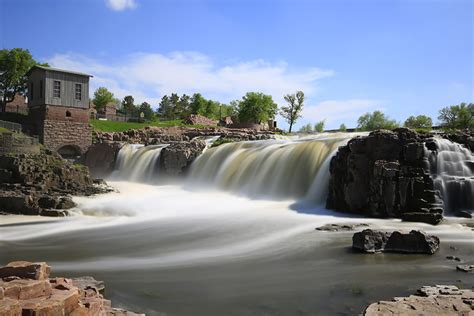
<box><xmin>0</xmin><ymin>261</ymin><xmax>141</xmax><ymax>315</ymax></box>
<box><xmin>0</xmin><ymin>148</ymin><xmax>112</xmax><ymax>217</ymax></box>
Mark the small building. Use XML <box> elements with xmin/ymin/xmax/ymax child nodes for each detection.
<box><xmin>5</xmin><ymin>94</ymin><xmax>28</xmax><ymax>114</ymax></box>
<box><xmin>27</xmin><ymin>65</ymin><xmax>93</xmax><ymax>158</ymax></box>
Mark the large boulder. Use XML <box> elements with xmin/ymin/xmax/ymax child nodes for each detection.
<box><xmin>384</xmin><ymin>230</ymin><xmax>440</xmax><ymax>254</ymax></box>
<box><xmin>159</xmin><ymin>139</ymin><xmax>207</xmax><ymax>176</ymax></box>
<box><xmin>352</xmin><ymin>229</ymin><xmax>439</xmax><ymax>254</ymax></box>
<box><xmin>352</xmin><ymin>229</ymin><xmax>390</xmax><ymax>253</ymax></box>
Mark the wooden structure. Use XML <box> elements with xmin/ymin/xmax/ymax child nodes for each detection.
<box><xmin>27</xmin><ymin>65</ymin><xmax>93</xmax><ymax>157</ymax></box>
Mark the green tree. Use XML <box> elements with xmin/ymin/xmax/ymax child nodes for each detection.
<box><xmin>314</xmin><ymin>120</ymin><xmax>325</xmax><ymax>133</ymax></box>
<box><xmin>438</xmin><ymin>103</ymin><xmax>474</xmax><ymax>130</ymax></box>
<box><xmin>121</xmin><ymin>95</ymin><xmax>136</xmax><ymax>116</ymax></box>
<box><xmin>339</xmin><ymin>123</ymin><xmax>347</xmax><ymax>132</ymax></box>
<box><xmin>92</xmin><ymin>87</ymin><xmax>116</xmax><ymax>112</ymax></box>
<box><xmin>0</xmin><ymin>48</ymin><xmax>48</xmax><ymax>113</ymax></box>
<box><xmin>404</xmin><ymin>115</ymin><xmax>433</xmax><ymax>130</ymax></box>
<box><xmin>237</xmin><ymin>92</ymin><xmax>278</xmax><ymax>124</ymax></box>
<box><xmin>299</xmin><ymin>123</ymin><xmax>313</xmax><ymax>133</ymax></box>
<box><xmin>357</xmin><ymin>111</ymin><xmax>399</xmax><ymax>131</ymax></box>
<box><xmin>138</xmin><ymin>102</ymin><xmax>154</xmax><ymax>121</ymax></box>
<box><xmin>280</xmin><ymin>90</ymin><xmax>304</xmax><ymax>133</ymax></box>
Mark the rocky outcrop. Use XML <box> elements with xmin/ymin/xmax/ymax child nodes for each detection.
<box><xmin>93</xmin><ymin>126</ymin><xmax>274</xmax><ymax>145</ymax></box>
<box><xmin>0</xmin><ymin>149</ymin><xmax>112</xmax><ymax>216</ymax></box>
<box><xmin>84</xmin><ymin>141</ymin><xmax>124</xmax><ymax>178</ymax></box>
<box><xmin>327</xmin><ymin>128</ymin><xmax>445</xmax><ymax>224</ymax></box>
<box><xmin>315</xmin><ymin>223</ymin><xmax>369</xmax><ymax>232</ymax></box>
<box><xmin>184</xmin><ymin>114</ymin><xmax>218</xmax><ymax>126</ymax></box>
<box><xmin>159</xmin><ymin>139</ymin><xmax>207</xmax><ymax>176</ymax></box>
<box><xmin>0</xmin><ymin>261</ymin><xmax>142</xmax><ymax>315</ymax></box>
<box><xmin>364</xmin><ymin>285</ymin><xmax>474</xmax><ymax>315</ymax></box>
<box><xmin>352</xmin><ymin>229</ymin><xmax>440</xmax><ymax>254</ymax></box>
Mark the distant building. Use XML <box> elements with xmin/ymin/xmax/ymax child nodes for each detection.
<box><xmin>5</xmin><ymin>94</ymin><xmax>28</xmax><ymax>114</ymax></box>
<box><xmin>26</xmin><ymin>65</ymin><xmax>93</xmax><ymax>158</ymax></box>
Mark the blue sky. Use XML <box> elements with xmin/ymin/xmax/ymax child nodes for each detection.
<box><xmin>1</xmin><ymin>0</ymin><xmax>472</xmax><ymax>129</ymax></box>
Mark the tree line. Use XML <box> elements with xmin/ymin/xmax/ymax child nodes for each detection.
<box><xmin>1</xmin><ymin>48</ymin><xmax>472</xmax><ymax>132</ymax></box>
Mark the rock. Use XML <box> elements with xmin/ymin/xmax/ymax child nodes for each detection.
<box><xmin>0</xmin><ymin>298</ymin><xmax>22</xmax><ymax>316</ymax></box>
<box><xmin>446</xmin><ymin>255</ymin><xmax>461</xmax><ymax>262</ymax></box>
<box><xmin>0</xmin><ymin>261</ymin><xmax>51</xmax><ymax>280</ymax></box>
<box><xmin>57</xmin><ymin>196</ymin><xmax>76</xmax><ymax>209</ymax></box>
<box><xmin>352</xmin><ymin>229</ymin><xmax>440</xmax><ymax>254</ymax></box>
<box><xmin>400</xmin><ymin>212</ymin><xmax>443</xmax><ymax>225</ymax></box>
<box><xmin>326</xmin><ymin>128</ymin><xmax>447</xmax><ymax>225</ymax></box>
<box><xmin>0</xmin><ymin>261</ymin><xmax>142</xmax><ymax>315</ymax></box>
<box><xmin>352</xmin><ymin>229</ymin><xmax>390</xmax><ymax>253</ymax></box>
<box><xmin>458</xmin><ymin>210</ymin><xmax>473</xmax><ymax>218</ymax></box>
<box><xmin>456</xmin><ymin>265</ymin><xmax>474</xmax><ymax>273</ymax></box>
<box><xmin>316</xmin><ymin>223</ymin><xmax>369</xmax><ymax>232</ymax></box>
<box><xmin>39</xmin><ymin>209</ymin><xmax>69</xmax><ymax>217</ymax></box>
<box><xmin>364</xmin><ymin>285</ymin><xmax>474</xmax><ymax>315</ymax></box>
<box><xmin>71</xmin><ymin>276</ymin><xmax>105</xmax><ymax>295</ymax></box>
<box><xmin>84</xmin><ymin>141</ymin><xmax>124</xmax><ymax>178</ymax></box>
<box><xmin>384</xmin><ymin>230</ymin><xmax>440</xmax><ymax>254</ymax></box>
<box><xmin>0</xmin><ymin>279</ymin><xmax>52</xmax><ymax>299</ymax></box>
<box><xmin>159</xmin><ymin>139</ymin><xmax>207</xmax><ymax>176</ymax></box>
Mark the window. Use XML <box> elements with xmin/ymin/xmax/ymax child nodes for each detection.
<box><xmin>40</xmin><ymin>80</ymin><xmax>43</xmax><ymax>98</ymax></box>
<box><xmin>53</xmin><ymin>80</ymin><xmax>61</xmax><ymax>98</ymax></box>
<box><xmin>66</xmin><ymin>110</ymin><xmax>72</xmax><ymax>117</ymax></box>
<box><xmin>30</xmin><ymin>82</ymin><xmax>34</xmax><ymax>100</ymax></box>
<box><xmin>75</xmin><ymin>83</ymin><xmax>82</xmax><ymax>101</ymax></box>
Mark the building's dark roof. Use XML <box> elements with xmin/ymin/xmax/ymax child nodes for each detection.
<box><xmin>26</xmin><ymin>65</ymin><xmax>93</xmax><ymax>77</ymax></box>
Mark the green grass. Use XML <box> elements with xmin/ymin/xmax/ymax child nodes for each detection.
<box><xmin>0</xmin><ymin>127</ymin><xmax>10</xmax><ymax>133</ymax></box>
<box><xmin>89</xmin><ymin>119</ymin><xmax>185</xmax><ymax>132</ymax></box>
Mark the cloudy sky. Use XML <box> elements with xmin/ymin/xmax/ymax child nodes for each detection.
<box><xmin>1</xmin><ymin>0</ymin><xmax>472</xmax><ymax>130</ymax></box>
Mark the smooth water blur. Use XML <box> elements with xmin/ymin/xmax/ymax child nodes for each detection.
<box><xmin>1</xmin><ymin>182</ymin><xmax>473</xmax><ymax>315</ymax></box>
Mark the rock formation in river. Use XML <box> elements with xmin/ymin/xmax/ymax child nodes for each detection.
<box><xmin>0</xmin><ymin>149</ymin><xmax>111</xmax><ymax>216</ymax></box>
<box><xmin>352</xmin><ymin>229</ymin><xmax>440</xmax><ymax>254</ymax></box>
<box><xmin>0</xmin><ymin>261</ymin><xmax>142</xmax><ymax>315</ymax></box>
<box><xmin>326</xmin><ymin>128</ymin><xmax>474</xmax><ymax>224</ymax></box>
<box><xmin>363</xmin><ymin>285</ymin><xmax>474</xmax><ymax>315</ymax></box>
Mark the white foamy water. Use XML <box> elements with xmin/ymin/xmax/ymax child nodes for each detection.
<box><xmin>428</xmin><ymin>138</ymin><xmax>474</xmax><ymax>213</ymax></box>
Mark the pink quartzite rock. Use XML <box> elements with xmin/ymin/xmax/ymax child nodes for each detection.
<box><xmin>364</xmin><ymin>285</ymin><xmax>474</xmax><ymax>315</ymax></box>
<box><xmin>0</xmin><ymin>261</ymin><xmax>51</xmax><ymax>280</ymax></box>
<box><xmin>0</xmin><ymin>261</ymin><xmax>144</xmax><ymax>316</ymax></box>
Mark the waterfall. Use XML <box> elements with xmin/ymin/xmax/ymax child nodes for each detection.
<box><xmin>188</xmin><ymin>134</ymin><xmax>354</xmax><ymax>202</ymax></box>
<box><xmin>112</xmin><ymin>144</ymin><xmax>167</xmax><ymax>183</ymax></box>
<box><xmin>428</xmin><ymin>138</ymin><xmax>474</xmax><ymax>214</ymax></box>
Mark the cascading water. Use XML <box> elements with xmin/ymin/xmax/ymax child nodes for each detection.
<box><xmin>112</xmin><ymin>144</ymin><xmax>167</xmax><ymax>183</ymax></box>
<box><xmin>188</xmin><ymin>133</ymin><xmax>356</xmax><ymax>202</ymax></box>
<box><xmin>427</xmin><ymin>138</ymin><xmax>474</xmax><ymax>214</ymax></box>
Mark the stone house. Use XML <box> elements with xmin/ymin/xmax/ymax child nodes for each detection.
<box><xmin>5</xmin><ymin>94</ymin><xmax>28</xmax><ymax>114</ymax></box>
<box><xmin>27</xmin><ymin>65</ymin><xmax>93</xmax><ymax>158</ymax></box>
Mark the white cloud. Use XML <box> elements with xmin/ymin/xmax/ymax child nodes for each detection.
<box><xmin>47</xmin><ymin>51</ymin><xmax>334</xmax><ymax>107</ymax></box>
<box><xmin>302</xmin><ymin>99</ymin><xmax>383</xmax><ymax>128</ymax></box>
<box><xmin>105</xmin><ymin>0</ymin><xmax>137</xmax><ymax>11</ymax></box>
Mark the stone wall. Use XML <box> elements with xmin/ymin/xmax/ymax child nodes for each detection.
<box><xmin>184</xmin><ymin>114</ymin><xmax>218</xmax><ymax>126</ymax></box>
<box><xmin>326</xmin><ymin>128</ymin><xmax>444</xmax><ymax>224</ymax></box>
<box><xmin>42</xmin><ymin>120</ymin><xmax>92</xmax><ymax>154</ymax></box>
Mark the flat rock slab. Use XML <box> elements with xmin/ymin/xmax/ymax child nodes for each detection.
<box><xmin>0</xmin><ymin>261</ymin><xmax>50</xmax><ymax>280</ymax></box>
<box><xmin>364</xmin><ymin>285</ymin><xmax>474</xmax><ymax>315</ymax></box>
<box><xmin>316</xmin><ymin>223</ymin><xmax>369</xmax><ymax>232</ymax></box>
<box><xmin>457</xmin><ymin>264</ymin><xmax>474</xmax><ymax>273</ymax></box>
<box><xmin>352</xmin><ymin>229</ymin><xmax>440</xmax><ymax>254</ymax></box>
